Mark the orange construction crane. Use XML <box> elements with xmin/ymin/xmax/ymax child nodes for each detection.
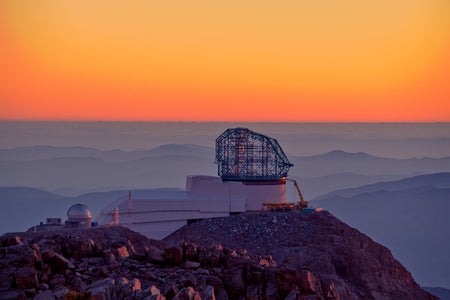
<box><xmin>262</xmin><ymin>178</ymin><xmax>308</xmax><ymax>211</ymax></box>
<box><xmin>287</xmin><ymin>178</ymin><xmax>308</xmax><ymax>209</ymax></box>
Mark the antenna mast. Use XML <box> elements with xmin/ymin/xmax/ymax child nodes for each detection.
<box><xmin>127</xmin><ymin>190</ymin><xmax>133</xmax><ymax>229</ymax></box>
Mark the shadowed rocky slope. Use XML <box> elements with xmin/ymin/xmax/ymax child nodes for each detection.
<box><xmin>0</xmin><ymin>211</ymin><xmax>436</xmax><ymax>299</ymax></box>
<box><xmin>165</xmin><ymin>211</ymin><xmax>436</xmax><ymax>300</ymax></box>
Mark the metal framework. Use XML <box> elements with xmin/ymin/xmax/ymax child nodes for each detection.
<box><xmin>215</xmin><ymin>128</ymin><xmax>293</xmax><ymax>182</ymax></box>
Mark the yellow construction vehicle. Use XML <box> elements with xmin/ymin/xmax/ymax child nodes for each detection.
<box><xmin>262</xmin><ymin>178</ymin><xmax>308</xmax><ymax>211</ymax></box>
<box><xmin>262</xmin><ymin>202</ymin><xmax>297</xmax><ymax>211</ymax></box>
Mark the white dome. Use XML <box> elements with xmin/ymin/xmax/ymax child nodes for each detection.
<box><xmin>67</xmin><ymin>204</ymin><xmax>92</xmax><ymax>219</ymax></box>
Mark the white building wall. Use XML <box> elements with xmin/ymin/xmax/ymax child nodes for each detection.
<box><xmin>97</xmin><ymin>175</ymin><xmax>286</xmax><ymax>239</ymax></box>
<box><xmin>187</xmin><ymin>175</ymin><xmax>286</xmax><ymax>211</ymax></box>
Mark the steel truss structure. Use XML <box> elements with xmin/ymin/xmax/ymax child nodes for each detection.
<box><xmin>215</xmin><ymin>128</ymin><xmax>293</xmax><ymax>182</ymax></box>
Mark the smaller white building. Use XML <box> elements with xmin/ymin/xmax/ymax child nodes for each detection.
<box><xmin>28</xmin><ymin>203</ymin><xmax>94</xmax><ymax>232</ymax></box>
<box><xmin>66</xmin><ymin>204</ymin><xmax>92</xmax><ymax>229</ymax></box>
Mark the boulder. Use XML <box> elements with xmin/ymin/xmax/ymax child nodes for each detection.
<box><xmin>89</xmin><ymin>278</ymin><xmax>117</xmax><ymax>300</ymax></box>
<box><xmin>49</xmin><ymin>273</ymin><xmax>66</xmax><ymax>289</ymax></box>
<box><xmin>34</xmin><ymin>290</ymin><xmax>53</xmax><ymax>300</ymax></box>
<box><xmin>115</xmin><ymin>245</ymin><xmax>130</xmax><ymax>258</ymax></box>
<box><xmin>198</xmin><ymin>246</ymin><xmax>224</xmax><ymax>268</ymax></box>
<box><xmin>62</xmin><ymin>236</ymin><xmax>95</xmax><ymax>259</ymax></box>
<box><xmin>173</xmin><ymin>287</ymin><xmax>202</xmax><ymax>300</ymax></box>
<box><xmin>117</xmin><ymin>277</ymin><xmax>129</xmax><ymax>287</ymax></box>
<box><xmin>182</xmin><ymin>243</ymin><xmax>199</xmax><ymax>261</ymax></box>
<box><xmin>53</xmin><ymin>286</ymin><xmax>70</xmax><ymax>300</ymax></box>
<box><xmin>182</xmin><ymin>261</ymin><xmax>201</xmax><ymax>270</ymax></box>
<box><xmin>41</xmin><ymin>248</ymin><xmax>56</xmax><ymax>263</ymax></box>
<box><xmin>149</xmin><ymin>285</ymin><xmax>161</xmax><ymax>295</ymax></box>
<box><xmin>148</xmin><ymin>244</ymin><xmax>165</xmax><ymax>264</ymax></box>
<box><xmin>0</xmin><ymin>290</ymin><xmax>24</xmax><ymax>300</ymax></box>
<box><xmin>275</xmin><ymin>267</ymin><xmax>297</xmax><ymax>297</ymax></box>
<box><xmin>164</xmin><ymin>247</ymin><xmax>183</xmax><ymax>266</ymax></box>
<box><xmin>132</xmin><ymin>278</ymin><xmax>142</xmax><ymax>291</ymax></box>
<box><xmin>203</xmin><ymin>285</ymin><xmax>216</xmax><ymax>300</ymax></box>
<box><xmin>2</xmin><ymin>235</ymin><xmax>22</xmax><ymax>247</ymax></box>
<box><xmin>48</xmin><ymin>253</ymin><xmax>75</xmax><ymax>273</ymax></box>
<box><xmin>298</xmin><ymin>269</ymin><xmax>320</xmax><ymax>295</ymax></box>
<box><xmin>148</xmin><ymin>294</ymin><xmax>166</xmax><ymax>300</ymax></box>
<box><xmin>15</xmin><ymin>268</ymin><xmax>38</xmax><ymax>290</ymax></box>
<box><xmin>222</xmin><ymin>259</ymin><xmax>246</xmax><ymax>298</ymax></box>
<box><xmin>24</xmin><ymin>288</ymin><xmax>36</xmax><ymax>298</ymax></box>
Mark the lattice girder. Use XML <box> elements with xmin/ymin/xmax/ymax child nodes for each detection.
<box><xmin>215</xmin><ymin>128</ymin><xmax>293</xmax><ymax>181</ymax></box>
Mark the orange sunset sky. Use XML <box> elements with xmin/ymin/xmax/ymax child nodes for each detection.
<box><xmin>1</xmin><ymin>1</ymin><xmax>450</xmax><ymax>122</ymax></box>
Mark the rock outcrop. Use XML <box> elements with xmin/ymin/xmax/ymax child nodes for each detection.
<box><xmin>0</xmin><ymin>211</ymin><xmax>436</xmax><ymax>299</ymax></box>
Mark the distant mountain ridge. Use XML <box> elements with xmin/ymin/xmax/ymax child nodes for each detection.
<box><xmin>312</xmin><ymin>172</ymin><xmax>450</xmax><ymax>289</ymax></box>
<box><xmin>0</xmin><ymin>144</ymin><xmax>217</xmax><ymax>195</ymax></box>
<box><xmin>297</xmin><ymin>149</ymin><xmax>450</xmax><ymax>160</ymax></box>
<box><xmin>289</xmin><ymin>172</ymin><xmax>409</xmax><ymax>200</ymax></box>
<box><xmin>290</xmin><ymin>150</ymin><xmax>450</xmax><ymax>177</ymax></box>
<box><xmin>313</xmin><ymin>172</ymin><xmax>450</xmax><ymax>200</ymax></box>
<box><xmin>423</xmin><ymin>287</ymin><xmax>450</xmax><ymax>300</ymax></box>
<box><xmin>2</xmin><ymin>145</ymin><xmax>450</xmax><ymax>197</ymax></box>
<box><xmin>0</xmin><ymin>144</ymin><xmax>214</xmax><ymax>162</ymax></box>
<box><xmin>307</xmin><ymin>149</ymin><xmax>379</xmax><ymax>159</ymax></box>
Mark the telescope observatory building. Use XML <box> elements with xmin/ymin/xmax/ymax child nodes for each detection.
<box><xmin>97</xmin><ymin>128</ymin><xmax>294</xmax><ymax>239</ymax></box>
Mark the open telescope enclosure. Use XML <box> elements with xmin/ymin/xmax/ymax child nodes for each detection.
<box><xmin>215</xmin><ymin>128</ymin><xmax>293</xmax><ymax>182</ymax></box>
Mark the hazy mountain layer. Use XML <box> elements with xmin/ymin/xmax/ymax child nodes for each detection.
<box><xmin>312</xmin><ymin>173</ymin><xmax>450</xmax><ymax>289</ymax></box>
<box><xmin>2</xmin><ymin>145</ymin><xmax>450</xmax><ymax>198</ymax></box>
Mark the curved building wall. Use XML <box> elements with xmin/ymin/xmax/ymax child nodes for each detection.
<box><xmin>187</xmin><ymin>175</ymin><xmax>286</xmax><ymax>211</ymax></box>
<box><xmin>66</xmin><ymin>217</ymin><xmax>92</xmax><ymax>229</ymax></box>
<box><xmin>240</xmin><ymin>182</ymin><xmax>286</xmax><ymax>211</ymax></box>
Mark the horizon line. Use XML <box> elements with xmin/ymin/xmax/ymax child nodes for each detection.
<box><xmin>1</xmin><ymin>120</ymin><xmax>450</xmax><ymax>124</ymax></box>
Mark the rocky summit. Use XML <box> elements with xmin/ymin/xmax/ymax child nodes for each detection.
<box><xmin>0</xmin><ymin>211</ymin><xmax>436</xmax><ymax>300</ymax></box>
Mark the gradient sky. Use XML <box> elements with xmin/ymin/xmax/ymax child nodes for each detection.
<box><xmin>1</xmin><ymin>1</ymin><xmax>449</xmax><ymax>121</ymax></box>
